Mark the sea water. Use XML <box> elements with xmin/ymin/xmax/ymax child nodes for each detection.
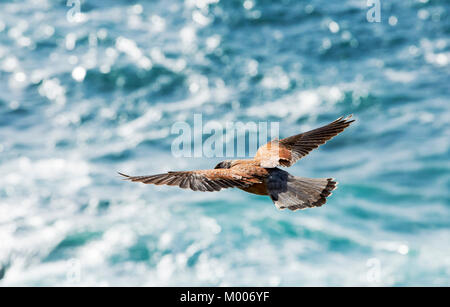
<box><xmin>0</xmin><ymin>0</ymin><xmax>449</xmax><ymax>286</ymax></box>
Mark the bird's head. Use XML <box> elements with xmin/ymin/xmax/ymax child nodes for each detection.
<box><xmin>214</xmin><ymin>160</ymin><xmax>233</xmax><ymax>169</ymax></box>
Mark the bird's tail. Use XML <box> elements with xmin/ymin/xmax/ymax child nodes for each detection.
<box><xmin>269</xmin><ymin>175</ymin><xmax>337</xmax><ymax>211</ymax></box>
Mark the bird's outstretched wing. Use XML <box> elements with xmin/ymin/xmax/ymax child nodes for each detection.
<box><xmin>254</xmin><ymin>115</ymin><xmax>355</xmax><ymax>168</ymax></box>
<box><xmin>118</xmin><ymin>168</ymin><xmax>259</xmax><ymax>192</ymax></box>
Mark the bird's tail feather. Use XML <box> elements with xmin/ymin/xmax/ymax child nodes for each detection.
<box><xmin>270</xmin><ymin>176</ymin><xmax>337</xmax><ymax>211</ymax></box>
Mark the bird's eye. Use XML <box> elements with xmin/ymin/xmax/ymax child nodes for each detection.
<box><xmin>214</xmin><ymin>162</ymin><xmax>223</xmax><ymax>169</ymax></box>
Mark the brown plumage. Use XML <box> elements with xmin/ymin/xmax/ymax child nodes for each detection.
<box><xmin>254</xmin><ymin>115</ymin><xmax>354</xmax><ymax>167</ymax></box>
<box><xmin>119</xmin><ymin>115</ymin><xmax>354</xmax><ymax>211</ymax></box>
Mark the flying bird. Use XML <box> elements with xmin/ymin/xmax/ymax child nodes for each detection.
<box><xmin>119</xmin><ymin>115</ymin><xmax>354</xmax><ymax>211</ymax></box>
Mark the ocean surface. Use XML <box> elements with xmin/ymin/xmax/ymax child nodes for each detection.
<box><xmin>0</xmin><ymin>0</ymin><xmax>449</xmax><ymax>286</ymax></box>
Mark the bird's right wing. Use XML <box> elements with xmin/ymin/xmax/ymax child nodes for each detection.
<box><xmin>118</xmin><ymin>168</ymin><xmax>259</xmax><ymax>192</ymax></box>
<box><xmin>254</xmin><ymin>115</ymin><xmax>355</xmax><ymax>168</ymax></box>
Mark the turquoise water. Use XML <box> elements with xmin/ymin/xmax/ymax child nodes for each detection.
<box><xmin>0</xmin><ymin>0</ymin><xmax>449</xmax><ymax>286</ymax></box>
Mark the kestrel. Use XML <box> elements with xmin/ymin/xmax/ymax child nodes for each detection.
<box><xmin>119</xmin><ymin>115</ymin><xmax>354</xmax><ymax>211</ymax></box>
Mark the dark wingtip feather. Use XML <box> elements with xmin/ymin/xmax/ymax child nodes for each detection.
<box><xmin>118</xmin><ymin>172</ymin><xmax>131</xmax><ymax>180</ymax></box>
<box><xmin>342</xmin><ymin>114</ymin><xmax>355</xmax><ymax>124</ymax></box>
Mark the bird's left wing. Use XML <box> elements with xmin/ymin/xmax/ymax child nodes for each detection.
<box><xmin>118</xmin><ymin>168</ymin><xmax>258</xmax><ymax>192</ymax></box>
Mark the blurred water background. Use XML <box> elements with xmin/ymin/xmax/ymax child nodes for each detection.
<box><xmin>0</xmin><ymin>0</ymin><xmax>449</xmax><ymax>286</ymax></box>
